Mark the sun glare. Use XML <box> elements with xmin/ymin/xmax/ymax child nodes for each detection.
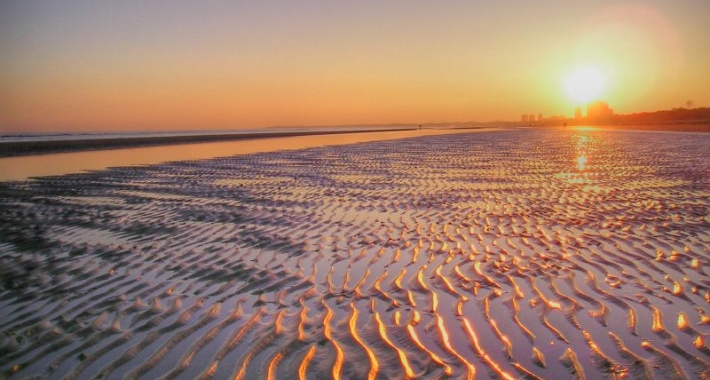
<box><xmin>564</xmin><ymin>67</ymin><xmax>606</xmax><ymax>105</ymax></box>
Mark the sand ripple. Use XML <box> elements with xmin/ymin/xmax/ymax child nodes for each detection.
<box><xmin>1</xmin><ymin>129</ymin><xmax>709</xmax><ymax>379</ymax></box>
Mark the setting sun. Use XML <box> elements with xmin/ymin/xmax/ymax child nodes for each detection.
<box><xmin>564</xmin><ymin>67</ymin><xmax>607</xmax><ymax>105</ymax></box>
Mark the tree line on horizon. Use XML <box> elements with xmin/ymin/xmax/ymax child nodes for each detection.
<box><xmin>610</xmin><ymin>106</ymin><xmax>710</xmax><ymax>124</ymax></box>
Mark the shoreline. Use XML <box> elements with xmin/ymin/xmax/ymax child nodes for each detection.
<box><xmin>2</xmin><ymin>121</ymin><xmax>707</xmax><ymax>158</ymax></box>
<box><xmin>0</xmin><ymin>127</ymin><xmax>500</xmax><ymax>181</ymax></box>
<box><xmin>0</xmin><ymin>127</ymin><xmax>418</xmax><ymax>158</ymax></box>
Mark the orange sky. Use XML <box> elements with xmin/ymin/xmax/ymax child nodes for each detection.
<box><xmin>1</xmin><ymin>1</ymin><xmax>709</xmax><ymax>133</ymax></box>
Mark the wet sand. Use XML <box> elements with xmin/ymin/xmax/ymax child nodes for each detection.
<box><xmin>1</xmin><ymin>128</ymin><xmax>709</xmax><ymax>379</ymax></box>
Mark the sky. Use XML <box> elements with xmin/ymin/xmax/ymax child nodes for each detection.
<box><xmin>1</xmin><ymin>0</ymin><xmax>709</xmax><ymax>133</ymax></box>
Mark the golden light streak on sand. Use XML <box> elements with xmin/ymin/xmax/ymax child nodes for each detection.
<box><xmin>274</xmin><ymin>309</ymin><xmax>285</xmax><ymax>335</ymax></box>
<box><xmin>322</xmin><ymin>300</ymin><xmax>334</xmax><ymax>338</ymax></box>
<box><xmin>512</xmin><ymin>297</ymin><xmax>536</xmax><ymax>342</ymax></box>
<box><xmin>232</xmin><ymin>351</ymin><xmax>254</xmax><ymax>380</ymax></box>
<box><xmin>202</xmin><ymin>361</ymin><xmax>218</xmax><ymax>378</ymax></box>
<box><xmin>394</xmin><ymin>269</ymin><xmax>406</xmax><ymax>290</ymax></box>
<box><xmin>454</xmin><ymin>264</ymin><xmax>472</xmax><ymax>283</ymax></box>
<box><xmin>411</xmin><ymin>246</ymin><xmax>420</xmax><ymax>263</ymax></box>
<box><xmin>512</xmin><ymin>363</ymin><xmax>545</xmax><ymax>380</ymax></box>
<box><xmin>651</xmin><ymin>307</ymin><xmax>665</xmax><ymax>333</ymax></box>
<box><xmin>559</xmin><ymin>348</ymin><xmax>585</xmax><ymax>379</ymax></box>
<box><xmin>531</xmin><ymin>346</ymin><xmax>546</xmax><ymax>368</ymax></box>
<box><xmin>482</xmin><ymin>295</ymin><xmax>491</xmax><ymax>319</ymax></box>
<box><xmin>473</xmin><ymin>262</ymin><xmax>485</xmax><ymax>279</ymax></box>
<box><xmin>373</xmin><ymin>271</ymin><xmax>387</xmax><ymax>294</ymax></box>
<box><xmin>582</xmin><ymin>330</ymin><xmax>620</xmax><ymax>374</ymax></box>
<box><xmin>672</xmin><ymin>281</ymin><xmax>684</xmax><ymax>296</ymax></box>
<box><xmin>394</xmin><ymin>310</ymin><xmax>402</xmax><ymax>325</ymax></box>
<box><xmin>353</xmin><ymin>268</ymin><xmax>370</xmax><ymax>297</ymax></box>
<box><xmin>322</xmin><ymin>301</ymin><xmax>344</xmax><ymax>380</ymax></box>
<box><xmin>489</xmin><ymin>319</ymin><xmax>513</xmax><ymax>358</ymax></box>
<box><xmin>677</xmin><ymin>312</ymin><xmax>690</xmax><ymax>331</ymax></box>
<box><xmin>406</xmin><ymin>290</ymin><xmax>417</xmax><ymax>308</ymax></box>
<box><xmin>211</xmin><ymin>307</ymin><xmax>262</xmax><ymax>365</ymax></box>
<box><xmin>406</xmin><ymin>323</ymin><xmax>453</xmax><ymax>376</ymax></box>
<box><xmin>531</xmin><ymin>278</ymin><xmax>562</xmax><ymax>310</ymax></box>
<box><xmin>509</xmin><ymin>276</ymin><xmax>525</xmax><ymax>299</ymax></box>
<box><xmin>348</xmin><ymin>304</ymin><xmax>379</xmax><ymax>380</ymax></box>
<box><xmin>436</xmin><ymin>315</ymin><xmax>476</xmax><ymax>380</ymax></box>
<box><xmin>411</xmin><ymin>310</ymin><xmax>421</xmax><ymax>325</ymax></box>
<box><xmin>435</xmin><ymin>265</ymin><xmax>464</xmax><ymax>299</ymax></box>
<box><xmin>374</xmin><ymin>312</ymin><xmax>415</xmax><ymax>379</ymax></box>
<box><xmin>297</xmin><ymin>303</ymin><xmax>308</xmax><ymax>341</ymax></box>
<box><xmin>416</xmin><ymin>265</ymin><xmax>427</xmax><ymax>290</ymax></box>
<box><xmin>627</xmin><ymin>307</ymin><xmax>637</xmax><ymax>333</ymax></box>
<box><xmin>462</xmin><ymin>318</ymin><xmax>517</xmax><ymax>380</ymax></box>
<box><xmin>589</xmin><ymin>302</ymin><xmax>608</xmax><ymax>321</ymax></box>
<box><xmin>690</xmin><ymin>258</ymin><xmax>701</xmax><ymax>269</ymax></box>
<box><xmin>542</xmin><ymin>314</ymin><xmax>568</xmax><ymax>344</ymax></box>
<box><xmin>393</xmin><ymin>248</ymin><xmax>401</xmax><ymax>263</ymax></box>
<box><xmin>298</xmin><ymin>345</ymin><xmax>317</xmax><ymax>380</ymax></box>
<box><xmin>266</xmin><ymin>352</ymin><xmax>283</xmax><ymax>380</ymax></box>
<box><xmin>330</xmin><ymin>338</ymin><xmax>344</xmax><ymax>380</ymax></box>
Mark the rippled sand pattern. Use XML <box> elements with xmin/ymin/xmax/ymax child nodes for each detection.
<box><xmin>1</xmin><ymin>129</ymin><xmax>709</xmax><ymax>379</ymax></box>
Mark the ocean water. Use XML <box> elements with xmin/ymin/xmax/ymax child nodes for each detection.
<box><xmin>0</xmin><ymin>126</ymin><xmax>411</xmax><ymax>143</ymax></box>
<box><xmin>0</xmin><ymin>127</ymin><xmax>457</xmax><ymax>181</ymax></box>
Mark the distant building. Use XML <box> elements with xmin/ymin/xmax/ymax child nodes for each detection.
<box><xmin>529</xmin><ymin>114</ymin><xmax>535</xmax><ymax>123</ymax></box>
<box><xmin>521</xmin><ymin>114</ymin><xmax>529</xmax><ymax>123</ymax></box>
<box><xmin>587</xmin><ymin>101</ymin><xmax>614</xmax><ymax>120</ymax></box>
<box><xmin>537</xmin><ymin>114</ymin><xmax>543</xmax><ymax>122</ymax></box>
<box><xmin>575</xmin><ymin>107</ymin><xmax>582</xmax><ymax>119</ymax></box>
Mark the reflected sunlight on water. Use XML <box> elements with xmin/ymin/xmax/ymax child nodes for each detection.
<box><xmin>575</xmin><ymin>134</ymin><xmax>590</xmax><ymax>172</ymax></box>
<box><xmin>0</xmin><ymin>129</ymin><xmax>496</xmax><ymax>181</ymax></box>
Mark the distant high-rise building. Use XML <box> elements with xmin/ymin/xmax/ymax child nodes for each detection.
<box><xmin>587</xmin><ymin>101</ymin><xmax>614</xmax><ymax>120</ymax></box>
<box><xmin>521</xmin><ymin>114</ymin><xmax>529</xmax><ymax>123</ymax></box>
<box><xmin>537</xmin><ymin>114</ymin><xmax>543</xmax><ymax>122</ymax></box>
<box><xmin>575</xmin><ymin>107</ymin><xmax>582</xmax><ymax>119</ymax></box>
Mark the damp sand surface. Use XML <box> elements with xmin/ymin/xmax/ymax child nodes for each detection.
<box><xmin>1</xmin><ymin>128</ymin><xmax>709</xmax><ymax>379</ymax></box>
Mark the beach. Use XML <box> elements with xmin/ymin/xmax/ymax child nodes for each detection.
<box><xmin>1</xmin><ymin>128</ymin><xmax>709</xmax><ymax>379</ymax></box>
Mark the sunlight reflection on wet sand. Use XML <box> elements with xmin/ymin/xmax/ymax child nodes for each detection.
<box><xmin>0</xmin><ymin>128</ymin><xmax>708</xmax><ymax>379</ymax></box>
